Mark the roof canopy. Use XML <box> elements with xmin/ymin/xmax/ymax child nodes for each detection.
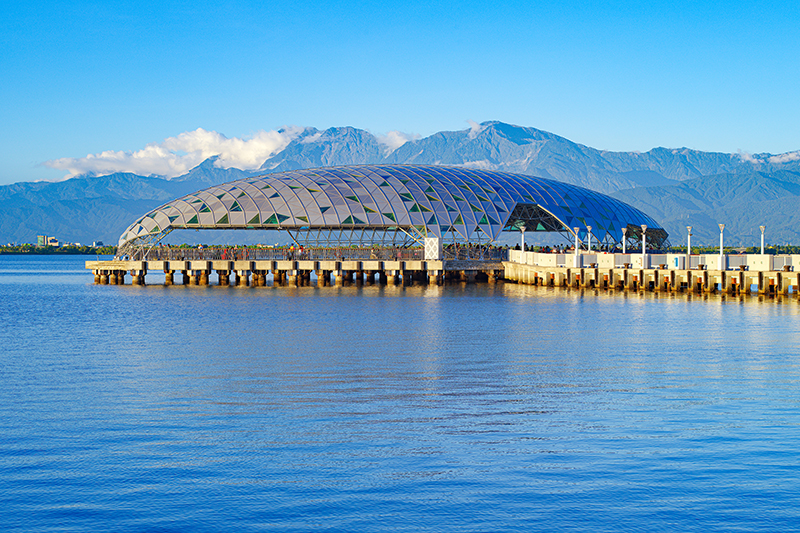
<box><xmin>118</xmin><ymin>164</ymin><xmax>667</xmax><ymax>252</ymax></box>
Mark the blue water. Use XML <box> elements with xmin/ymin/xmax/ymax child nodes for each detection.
<box><xmin>2</xmin><ymin>255</ymin><xmax>800</xmax><ymax>532</ymax></box>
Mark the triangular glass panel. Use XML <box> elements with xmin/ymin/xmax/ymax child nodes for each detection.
<box><xmin>217</xmin><ymin>214</ymin><xmax>229</xmax><ymax>224</ymax></box>
<box><xmin>247</xmin><ymin>214</ymin><xmax>259</xmax><ymax>225</ymax></box>
<box><xmin>231</xmin><ymin>201</ymin><xmax>243</xmax><ymax>212</ymax></box>
<box><xmin>382</xmin><ymin>212</ymin><xmax>396</xmax><ymax>222</ymax></box>
<box><xmin>187</xmin><ymin>215</ymin><xmax>198</xmax><ymax>224</ymax></box>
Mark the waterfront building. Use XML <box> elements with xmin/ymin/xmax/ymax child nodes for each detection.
<box><xmin>116</xmin><ymin>164</ymin><xmax>667</xmax><ymax>259</ymax></box>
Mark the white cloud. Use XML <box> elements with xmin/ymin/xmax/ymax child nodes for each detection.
<box><xmin>375</xmin><ymin>130</ymin><xmax>420</xmax><ymax>154</ymax></box>
<box><xmin>768</xmin><ymin>151</ymin><xmax>800</xmax><ymax>164</ymax></box>
<box><xmin>467</xmin><ymin>120</ymin><xmax>487</xmax><ymax>140</ymax></box>
<box><xmin>737</xmin><ymin>150</ymin><xmax>760</xmax><ymax>164</ymax></box>
<box><xmin>44</xmin><ymin>127</ymin><xmax>303</xmax><ymax>179</ymax></box>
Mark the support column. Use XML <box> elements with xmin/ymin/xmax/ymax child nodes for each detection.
<box><xmin>165</xmin><ymin>271</ymin><xmax>174</xmax><ymax>285</ymax></box>
<box><xmin>200</xmin><ymin>270</ymin><xmax>209</xmax><ymax>286</ymax></box>
<box><xmin>182</xmin><ymin>270</ymin><xmax>190</xmax><ymax>285</ymax></box>
<box><xmin>378</xmin><ymin>271</ymin><xmax>388</xmax><ymax>285</ymax></box>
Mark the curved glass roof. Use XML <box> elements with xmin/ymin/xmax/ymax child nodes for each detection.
<box><xmin>118</xmin><ymin>164</ymin><xmax>667</xmax><ymax>250</ymax></box>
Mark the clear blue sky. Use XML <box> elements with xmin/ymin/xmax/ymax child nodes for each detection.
<box><xmin>1</xmin><ymin>0</ymin><xmax>799</xmax><ymax>184</ymax></box>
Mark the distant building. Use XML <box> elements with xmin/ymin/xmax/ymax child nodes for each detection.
<box><xmin>93</xmin><ymin>241</ymin><xmax>104</xmax><ymax>247</ymax></box>
<box><xmin>37</xmin><ymin>235</ymin><xmax>60</xmax><ymax>247</ymax></box>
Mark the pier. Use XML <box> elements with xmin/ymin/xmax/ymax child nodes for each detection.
<box><xmin>85</xmin><ymin>257</ymin><xmax>504</xmax><ymax>287</ymax></box>
<box><xmin>86</xmin><ymin>248</ymin><xmax>800</xmax><ymax>294</ymax></box>
<box><xmin>504</xmin><ymin>250</ymin><xmax>800</xmax><ymax>295</ymax></box>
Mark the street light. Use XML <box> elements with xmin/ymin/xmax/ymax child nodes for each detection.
<box><xmin>573</xmin><ymin>227</ymin><xmax>580</xmax><ymax>267</ymax></box>
<box><xmin>622</xmin><ymin>227</ymin><xmax>627</xmax><ymax>254</ymax></box>
<box><xmin>520</xmin><ymin>223</ymin><xmax>526</xmax><ymax>252</ymax></box>
<box><xmin>641</xmin><ymin>224</ymin><xmax>647</xmax><ymax>268</ymax></box>
<box><xmin>760</xmin><ymin>225</ymin><xmax>766</xmax><ymax>255</ymax></box>
<box><xmin>686</xmin><ymin>226</ymin><xmax>692</xmax><ymax>269</ymax></box>
<box><xmin>586</xmin><ymin>225</ymin><xmax>592</xmax><ymax>251</ymax></box>
<box><xmin>718</xmin><ymin>224</ymin><xmax>725</xmax><ymax>270</ymax></box>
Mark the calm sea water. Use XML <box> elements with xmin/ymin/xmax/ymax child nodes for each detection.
<box><xmin>2</xmin><ymin>255</ymin><xmax>800</xmax><ymax>532</ymax></box>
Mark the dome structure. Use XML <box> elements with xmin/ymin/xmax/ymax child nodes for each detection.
<box><xmin>117</xmin><ymin>164</ymin><xmax>668</xmax><ymax>255</ymax></box>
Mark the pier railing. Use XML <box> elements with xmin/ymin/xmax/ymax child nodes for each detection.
<box><xmin>127</xmin><ymin>245</ymin><xmax>510</xmax><ymax>262</ymax></box>
<box><xmin>509</xmin><ymin>250</ymin><xmax>800</xmax><ymax>272</ymax></box>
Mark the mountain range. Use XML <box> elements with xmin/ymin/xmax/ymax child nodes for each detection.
<box><xmin>3</xmin><ymin>121</ymin><xmax>799</xmax><ymax>246</ymax></box>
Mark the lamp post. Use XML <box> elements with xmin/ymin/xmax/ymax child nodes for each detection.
<box><xmin>686</xmin><ymin>226</ymin><xmax>692</xmax><ymax>269</ymax></box>
<box><xmin>622</xmin><ymin>227</ymin><xmax>627</xmax><ymax>254</ymax></box>
<box><xmin>573</xmin><ymin>227</ymin><xmax>580</xmax><ymax>267</ymax></box>
<box><xmin>641</xmin><ymin>225</ymin><xmax>647</xmax><ymax>268</ymax></box>
<box><xmin>520</xmin><ymin>223</ymin><xmax>526</xmax><ymax>252</ymax></box>
<box><xmin>586</xmin><ymin>225</ymin><xmax>593</xmax><ymax>251</ymax></box>
<box><xmin>760</xmin><ymin>225</ymin><xmax>766</xmax><ymax>255</ymax></box>
<box><xmin>718</xmin><ymin>224</ymin><xmax>725</xmax><ymax>270</ymax></box>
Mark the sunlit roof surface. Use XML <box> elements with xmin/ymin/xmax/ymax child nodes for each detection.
<box><xmin>118</xmin><ymin>164</ymin><xmax>667</xmax><ymax>250</ymax></box>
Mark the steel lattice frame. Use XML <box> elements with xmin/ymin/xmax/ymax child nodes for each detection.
<box><xmin>117</xmin><ymin>164</ymin><xmax>668</xmax><ymax>258</ymax></box>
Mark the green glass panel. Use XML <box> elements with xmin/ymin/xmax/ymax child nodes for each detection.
<box><xmin>345</xmin><ymin>196</ymin><xmax>360</xmax><ymax>203</ymax></box>
<box><xmin>150</xmin><ymin>225</ymin><xmax>160</xmax><ymax>233</ymax></box>
<box><xmin>478</xmin><ymin>215</ymin><xmax>488</xmax><ymax>225</ymax></box>
<box><xmin>319</xmin><ymin>206</ymin><xmax>330</xmax><ymax>214</ymax></box>
<box><xmin>231</xmin><ymin>201</ymin><xmax>242</xmax><ymax>212</ymax></box>
<box><xmin>469</xmin><ymin>203</ymin><xmax>483</xmax><ymax>212</ymax></box>
<box><xmin>364</xmin><ymin>206</ymin><xmax>376</xmax><ymax>213</ymax></box>
<box><xmin>238</xmin><ymin>192</ymin><xmax>247</xmax><ymax>198</ymax></box>
<box><xmin>187</xmin><ymin>215</ymin><xmax>198</xmax><ymax>224</ymax></box>
<box><xmin>247</xmin><ymin>214</ymin><xmax>259</xmax><ymax>225</ymax></box>
<box><xmin>269</xmin><ymin>193</ymin><xmax>280</xmax><ymax>199</ymax></box>
<box><xmin>217</xmin><ymin>214</ymin><xmax>229</xmax><ymax>224</ymax></box>
<box><xmin>399</xmin><ymin>193</ymin><xmax>414</xmax><ymax>202</ymax></box>
<box><xmin>427</xmin><ymin>214</ymin><xmax>437</xmax><ymax>225</ymax></box>
<box><xmin>200</xmin><ymin>204</ymin><xmax>210</xmax><ymax>213</ymax></box>
<box><xmin>382</xmin><ymin>212</ymin><xmax>396</xmax><ymax>222</ymax></box>
<box><xmin>264</xmin><ymin>214</ymin><xmax>279</xmax><ymax>224</ymax></box>
<box><xmin>297</xmin><ymin>216</ymin><xmax>308</xmax><ymax>223</ymax></box>
<box><xmin>425</xmin><ymin>194</ymin><xmax>440</xmax><ymax>202</ymax></box>
<box><xmin>536</xmin><ymin>223</ymin><xmax>546</xmax><ymax>231</ymax></box>
<box><xmin>453</xmin><ymin>215</ymin><xmax>464</xmax><ymax>225</ymax></box>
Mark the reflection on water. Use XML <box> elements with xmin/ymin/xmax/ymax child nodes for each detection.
<box><xmin>2</xmin><ymin>255</ymin><xmax>800</xmax><ymax>532</ymax></box>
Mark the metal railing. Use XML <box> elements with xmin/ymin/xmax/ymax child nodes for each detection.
<box><xmin>135</xmin><ymin>246</ymin><xmax>427</xmax><ymax>261</ymax></box>
<box><xmin>130</xmin><ymin>245</ymin><xmax>510</xmax><ymax>262</ymax></box>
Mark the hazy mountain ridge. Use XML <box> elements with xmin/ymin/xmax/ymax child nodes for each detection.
<box><xmin>3</xmin><ymin>121</ymin><xmax>800</xmax><ymax>245</ymax></box>
<box><xmin>612</xmin><ymin>170</ymin><xmax>800</xmax><ymax>245</ymax></box>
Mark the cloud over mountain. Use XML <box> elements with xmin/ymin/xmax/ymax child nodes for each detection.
<box><xmin>44</xmin><ymin>127</ymin><xmax>303</xmax><ymax>179</ymax></box>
